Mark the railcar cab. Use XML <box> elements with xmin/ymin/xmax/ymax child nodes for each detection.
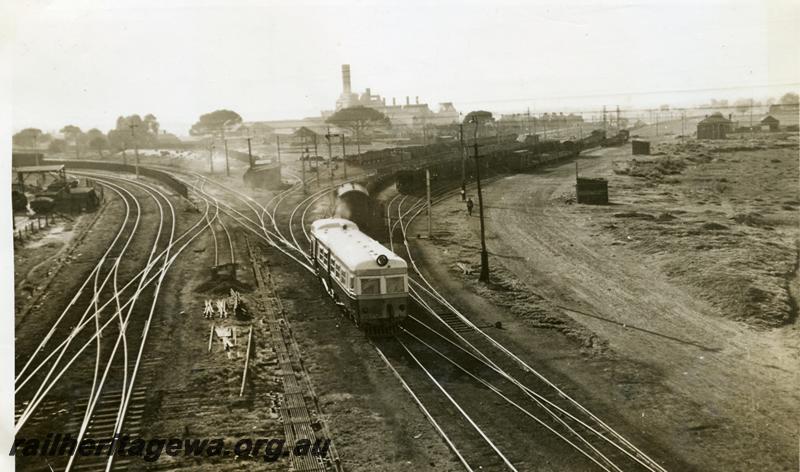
<box><xmin>309</xmin><ymin>218</ymin><xmax>409</xmax><ymax>332</ymax></box>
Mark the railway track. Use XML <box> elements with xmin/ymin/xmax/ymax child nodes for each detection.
<box><xmin>143</xmin><ymin>158</ymin><xmax>668</xmax><ymax>470</ymax></box>
<box><xmin>15</xmin><ymin>172</ymin><xmax>217</xmax><ymax>472</ymax></box>
<box><xmin>383</xmin><ymin>177</ymin><xmax>669</xmax><ymax>471</ymax></box>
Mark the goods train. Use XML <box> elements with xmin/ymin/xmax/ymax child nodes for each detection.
<box><xmin>392</xmin><ymin>129</ymin><xmax>631</xmax><ymax>195</ymax></box>
<box><xmin>310</xmin><ymin>218</ymin><xmax>408</xmax><ymax>335</ymax></box>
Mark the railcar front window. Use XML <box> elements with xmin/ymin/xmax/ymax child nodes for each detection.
<box><xmin>360</xmin><ymin>278</ymin><xmax>380</xmax><ymax>295</ymax></box>
<box><xmin>385</xmin><ymin>276</ymin><xmax>405</xmax><ymax>294</ymax></box>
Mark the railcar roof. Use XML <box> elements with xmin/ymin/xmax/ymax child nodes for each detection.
<box><xmin>310</xmin><ymin>218</ymin><xmax>407</xmax><ymax>272</ymax></box>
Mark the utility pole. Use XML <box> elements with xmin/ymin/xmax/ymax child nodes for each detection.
<box><xmin>276</xmin><ymin>135</ymin><xmax>281</xmax><ymax>164</ymax></box>
<box><xmin>459</xmin><ymin>123</ymin><xmax>466</xmax><ymax>187</ymax></box>
<box><xmin>526</xmin><ymin>107</ymin><xmax>531</xmax><ymax>136</ymax></box>
<box><xmin>681</xmin><ymin>111</ymin><xmax>686</xmax><ymax>142</ymax></box>
<box><xmin>223</xmin><ymin>136</ymin><xmax>230</xmax><ymax>177</ymax></box>
<box><xmin>301</xmin><ymin>145</ymin><xmax>308</xmax><ymax>194</ymax></box>
<box><xmin>656</xmin><ymin>112</ymin><xmax>659</xmax><ymax>137</ymax></box>
<box><xmin>426</xmin><ymin>168</ymin><xmax>432</xmax><ymax>238</ymax></box>
<box><xmin>129</xmin><ymin>123</ymin><xmax>140</xmax><ymax>178</ymax></box>
<box><xmin>246</xmin><ymin>137</ymin><xmax>254</xmax><ymax>168</ymax></box>
<box><xmin>32</xmin><ymin>131</ymin><xmax>40</xmax><ymax>165</ymax></box>
<box><xmin>616</xmin><ymin>105</ymin><xmax>620</xmax><ymax>129</ymax></box>
<box><xmin>340</xmin><ymin>134</ymin><xmax>347</xmax><ymax>179</ymax></box>
<box><xmin>313</xmin><ymin>133</ymin><xmax>320</xmax><ymax>185</ymax></box>
<box><xmin>325</xmin><ymin>128</ymin><xmax>336</xmax><ymax>213</ymax></box>
<box><xmin>602</xmin><ymin>105</ymin><xmax>607</xmax><ymax>133</ymax></box>
<box><xmin>471</xmin><ymin>117</ymin><xmax>489</xmax><ymax>283</ymax></box>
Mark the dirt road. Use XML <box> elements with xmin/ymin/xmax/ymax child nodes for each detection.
<box><xmin>406</xmin><ymin>125</ymin><xmax>799</xmax><ymax>471</ymax></box>
<box><xmin>473</xmin><ymin>139</ymin><xmax>799</xmax><ymax>470</ymax></box>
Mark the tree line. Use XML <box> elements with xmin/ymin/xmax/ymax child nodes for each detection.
<box><xmin>13</xmin><ymin>114</ymin><xmax>165</xmax><ymax>158</ymax></box>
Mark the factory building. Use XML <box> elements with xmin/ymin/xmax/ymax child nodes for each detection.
<box><xmin>326</xmin><ymin>64</ymin><xmax>459</xmax><ymax>128</ymax></box>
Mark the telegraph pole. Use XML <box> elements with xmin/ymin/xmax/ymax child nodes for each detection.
<box><xmin>526</xmin><ymin>107</ymin><xmax>531</xmax><ymax>136</ymax></box>
<box><xmin>325</xmin><ymin>128</ymin><xmax>336</xmax><ymax>213</ymax></box>
<box><xmin>32</xmin><ymin>131</ymin><xmax>41</xmax><ymax>165</ymax></box>
<box><xmin>223</xmin><ymin>136</ymin><xmax>230</xmax><ymax>177</ymax></box>
<box><xmin>313</xmin><ymin>133</ymin><xmax>320</xmax><ymax>185</ymax></box>
<box><xmin>459</xmin><ymin>123</ymin><xmax>466</xmax><ymax>187</ymax></box>
<box><xmin>681</xmin><ymin>111</ymin><xmax>686</xmax><ymax>142</ymax></box>
<box><xmin>426</xmin><ymin>169</ymin><xmax>432</xmax><ymax>238</ymax></box>
<box><xmin>602</xmin><ymin>105</ymin><xmax>607</xmax><ymax>133</ymax></box>
<box><xmin>301</xmin><ymin>143</ymin><xmax>308</xmax><ymax>194</ymax></box>
<box><xmin>340</xmin><ymin>134</ymin><xmax>347</xmax><ymax>179</ymax></box>
<box><xmin>656</xmin><ymin>112</ymin><xmax>660</xmax><ymax>137</ymax></box>
<box><xmin>471</xmin><ymin>117</ymin><xmax>489</xmax><ymax>283</ymax></box>
<box><xmin>128</xmin><ymin>123</ymin><xmax>140</xmax><ymax>178</ymax></box>
<box><xmin>246</xmin><ymin>137</ymin><xmax>254</xmax><ymax>168</ymax></box>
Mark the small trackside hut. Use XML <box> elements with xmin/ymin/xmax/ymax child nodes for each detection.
<box><xmin>309</xmin><ymin>218</ymin><xmax>408</xmax><ymax>335</ymax></box>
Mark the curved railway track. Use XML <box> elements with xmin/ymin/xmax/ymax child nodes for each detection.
<box><xmin>15</xmin><ymin>172</ymin><xmax>218</xmax><ymax>472</ymax></box>
<box><xmin>380</xmin><ymin>177</ymin><xmax>669</xmax><ymax>471</ymax></box>
<box><xmin>106</xmin><ymin>160</ymin><xmax>669</xmax><ymax>471</ymax></box>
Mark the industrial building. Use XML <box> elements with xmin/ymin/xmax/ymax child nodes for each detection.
<box><xmin>325</xmin><ymin>64</ymin><xmax>459</xmax><ymax>128</ymax></box>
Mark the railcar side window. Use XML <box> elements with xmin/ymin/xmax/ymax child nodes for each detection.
<box><xmin>360</xmin><ymin>277</ymin><xmax>380</xmax><ymax>295</ymax></box>
<box><xmin>385</xmin><ymin>276</ymin><xmax>405</xmax><ymax>294</ymax></box>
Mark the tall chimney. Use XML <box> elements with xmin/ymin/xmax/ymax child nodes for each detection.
<box><xmin>341</xmin><ymin>64</ymin><xmax>351</xmax><ymax>96</ymax></box>
<box><xmin>415</xmin><ymin>96</ymin><xmax>419</xmax><ymax>105</ymax></box>
<box><xmin>365</xmin><ymin>87</ymin><xmax>371</xmax><ymax>98</ymax></box>
<box><xmin>392</xmin><ymin>97</ymin><xmax>396</xmax><ymax>106</ymax></box>
<box><xmin>406</xmin><ymin>96</ymin><xmax>410</xmax><ymax>106</ymax></box>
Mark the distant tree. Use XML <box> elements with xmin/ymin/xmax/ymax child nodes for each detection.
<box><xmin>12</xmin><ymin>128</ymin><xmax>43</xmax><ymax>148</ymax></box>
<box><xmin>463</xmin><ymin>110</ymin><xmax>494</xmax><ymax>125</ymax></box>
<box><xmin>86</xmin><ymin>128</ymin><xmax>108</xmax><ymax>158</ymax></box>
<box><xmin>60</xmin><ymin>125</ymin><xmax>85</xmax><ymax>158</ymax></box>
<box><xmin>108</xmin><ymin>114</ymin><xmax>159</xmax><ymax>151</ymax></box>
<box><xmin>326</xmin><ymin>106</ymin><xmax>389</xmax><ymax>157</ymax></box>
<box><xmin>463</xmin><ymin>110</ymin><xmax>495</xmax><ymax>139</ymax></box>
<box><xmin>766</xmin><ymin>97</ymin><xmax>777</xmax><ymax>106</ymax></box>
<box><xmin>190</xmin><ymin>110</ymin><xmax>242</xmax><ymax>136</ymax></box>
<box><xmin>144</xmin><ymin>114</ymin><xmax>160</xmax><ymax>136</ymax></box>
<box><xmin>779</xmin><ymin>92</ymin><xmax>799</xmax><ymax>105</ymax></box>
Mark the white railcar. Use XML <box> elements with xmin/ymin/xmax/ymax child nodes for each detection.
<box><xmin>309</xmin><ymin>218</ymin><xmax>408</xmax><ymax>334</ymax></box>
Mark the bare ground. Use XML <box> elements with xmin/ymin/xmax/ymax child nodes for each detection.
<box><xmin>406</xmin><ymin>129</ymin><xmax>800</xmax><ymax>471</ymax></box>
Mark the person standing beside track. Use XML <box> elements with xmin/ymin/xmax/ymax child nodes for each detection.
<box><xmin>466</xmin><ymin>197</ymin><xmax>474</xmax><ymax>216</ymax></box>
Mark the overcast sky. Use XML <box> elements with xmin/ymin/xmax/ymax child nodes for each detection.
<box><xmin>7</xmin><ymin>0</ymin><xmax>800</xmax><ymax>135</ymax></box>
